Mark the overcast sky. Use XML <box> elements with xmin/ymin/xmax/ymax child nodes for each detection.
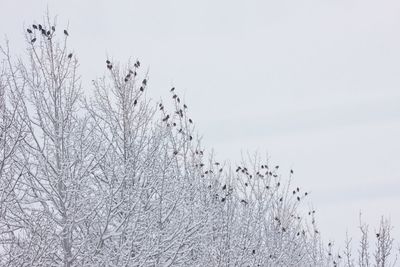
<box><xmin>1</xmin><ymin>0</ymin><xmax>399</xmax><ymax>247</ymax></box>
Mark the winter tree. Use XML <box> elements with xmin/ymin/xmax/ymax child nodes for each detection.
<box><xmin>1</xmin><ymin>14</ymin><xmax>398</xmax><ymax>267</ymax></box>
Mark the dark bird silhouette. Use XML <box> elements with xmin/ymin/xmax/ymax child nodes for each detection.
<box><xmin>106</xmin><ymin>60</ymin><xmax>110</xmax><ymax>64</ymax></box>
<box><xmin>41</xmin><ymin>29</ymin><xmax>46</xmax><ymax>35</ymax></box>
<box><xmin>64</xmin><ymin>29</ymin><xmax>69</xmax><ymax>36</ymax></box>
<box><xmin>172</xmin><ymin>94</ymin><xmax>177</xmax><ymax>99</ymax></box>
<box><xmin>222</xmin><ymin>184</ymin><xmax>226</xmax><ymax>190</ymax></box>
<box><xmin>27</xmin><ymin>29</ymin><xmax>32</xmax><ymax>34</ymax></box>
<box><xmin>51</xmin><ymin>26</ymin><xmax>55</xmax><ymax>31</ymax></box>
<box><xmin>31</xmin><ymin>38</ymin><xmax>36</xmax><ymax>43</ymax></box>
<box><xmin>275</xmin><ymin>165</ymin><xmax>279</xmax><ymax>169</ymax></box>
<box><xmin>296</xmin><ymin>187</ymin><xmax>299</xmax><ymax>192</ymax></box>
<box><xmin>183</xmin><ymin>104</ymin><xmax>187</xmax><ymax>109</ymax></box>
<box><xmin>162</xmin><ymin>115</ymin><xmax>170</xmax><ymax>121</ymax></box>
<box><xmin>107</xmin><ymin>64</ymin><xmax>112</xmax><ymax>70</ymax></box>
<box><xmin>124</xmin><ymin>77</ymin><xmax>128</xmax><ymax>82</ymax></box>
<box><xmin>376</xmin><ymin>233</ymin><xmax>380</xmax><ymax>238</ymax></box>
<box><xmin>245</xmin><ymin>183</ymin><xmax>248</xmax><ymax>187</ymax></box>
<box><xmin>68</xmin><ymin>53</ymin><xmax>73</xmax><ymax>59</ymax></box>
<box><xmin>221</xmin><ymin>198</ymin><xmax>226</xmax><ymax>202</ymax></box>
<box><xmin>38</xmin><ymin>24</ymin><xmax>42</xmax><ymax>30</ymax></box>
<box><xmin>133</xmin><ymin>99</ymin><xmax>137</xmax><ymax>105</ymax></box>
<box><xmin>279</xmin><ymin>197</ymin><xmax>283</xmax><ymax>202</ymax></box>
<box><xmin>189</xmin><ymin>119</ymin><xmax>193</xmax><ymax>123</ymax></box>
<box><xmin>140</xmin><ymin>87</ymin><xmax>144</xmax><ymax>92</ymax></box>
<box><xmin>297</xmin><ymin>196</ymin><xmax>300</xmax><ymax>201</ymax></box>
<box><xmin>170</xmin><ymin>87</ymin><xmax>175</xmax><ymax>92</ymax></box>
<box><xmin>134</xmin><ymin>60</ymin><xmax>140</xmax><ymax>68</ymax></box>
<box><xmin>47</xmin><ymin>30</ymin><xmax>51</xmax><ymax>36</ymax></box>
<box><xmin>290</xmin><ymin>169</ymin><xmax>294</xmax><ymax>174</ymax></box>
<box><xmin>252</xmin><ymin>250</ymin><xmax>256</xmax><ymax>254</ymax></box>
<box><xmin>142</xmin><ymin>79</ymin><xmax>147</xmax><ymax>85</ymax></box>
<box><xmin>32</xmin><ymin>24</ymin><xmax>38</xmax><ymax>29</ymax></box>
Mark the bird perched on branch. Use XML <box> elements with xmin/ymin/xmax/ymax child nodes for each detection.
<box><xmin>68</xmin><ymin>53</ymin><xmax>73</xmax><ymax>59</ymax></box>
<box><xmin>27</xmin><ymin>29</ymin><xmax>32</xmax><ymax>34</ymax></box>
<box><xmin>64</xmin><ymin>29</ymin><xmax>69</xmax><ymax>36</ymax></box>
<box><xmin>162</xmin><ymin>115</ymin><xmax>170</xmax><ymax>122</ymax></box>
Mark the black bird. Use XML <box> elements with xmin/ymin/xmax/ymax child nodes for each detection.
<box><xmin>189</xmin><ymin>135</ymin><xmax>193</xmax><ymax>140</ymax></box>
<box><xmin>245</xmin><ymin>183</ymin><xmax>248</xmax><ymax>187</ymax></box>
<box><xmin>27</xmin><ymin>29</ymin><xmax>32</xmax><ymax>34</ymax></box>
<box><xmin>134</xmin><ymin>60</ymin><xmax>140</xmax><ymax>68</ymax></box>
<box><xmin>162</xmin><ymin>115</ymin><xmax>170</xmax><ymax>121</ymax></box>
<box><xmin>183</xmin><ymin>104</ymin><xmax>187</xmax><ymax>109</ymax></box>
<box><xmin>107</xmin><ymin>64</ymin><xmax>112</xmax><ymax>70</ymax></box>
<box><xmin>222</xmin><ymin>184</ymin><xmax>226</xmax><ymax>190</ymax></box>
<box><xmin>68</xmin><ymin>53</ymin><xmax>73</xmax><ymax>59</ymax></box>
<box><xmin>41</xmin><ymin>29</ymin><xmax>46</xmax><ymax>35</ymax></box>
<box><xmin>296</xmin><ymin>187</ymin><xmax>299</xmax><ymax>192</ymax></box>
<box><xmin>376</xmin><ymin>233</ymin><xmax>380</xmax><ymax>238</ymax></box>
<box><xmin>170</xmin><ymin>87</ymin><xmax>175</xmax><ymax>92</ymax></box>
<box><xmin>31</xmin><ymin>38</ymin><xmax>36</xmax><ymax>43</ymax></box>
<box><xmin>32</xmin><ymin>24</ymin><xmax>38</xmax><ymax>29</ymax></box>
<box><xmin>290</xmin><ymin>169</ymin><xmax>294</xmax><ymax>174</ymax></box>
<box><xmin>38</xmin><ymin>24</ymin><xmax>42</xmax><ymax>30</ymax></box>
<box><xmin>189</xmin><ymin>119</ymin><xmax>193</xmax><ymax>123</ymax></box>
<box><xmin>47</xmin><ymin>30</ymin><xmax>51</xmax><ymax>36</ymax></box>
<box><xmin>140</xmin><ymin>86</ymin><xmax>144</xmax><ymax>92</ymax></box>
<box><xmin>297</xmin><ymin>196</ymin><xmax>300</xmax><ymax>201</ymax></box>
<box><xmin>142</xmin><ymin>79</ymin><xmax>147</xmax><ymax>85</ymax></box>
<box><xmin>124</xmin><ymin>77</ymin><xmax>129</xmax><ymax>82</ymax></box>
<box><xmin>275</xmin><ymin>165</ymin><xmax>279</xmax><ymax>169</ymax></box>
<box><xmin>64</xmin><ymin>29</ymin><xmax>69</xmax><ymax>36</ymax></box>
<box><xmin>172</xmin><ymin>94</ymin><xmax>177</xmax><ymax>99</ymax></box>
<box><xmin>133</xmin><ymin>99</ymin><xmax>137</xmax><ymax>105</ymax></box>
<box><xmin>51</xmin><ymin>26</ymin><xmax>55</xmax><ymax>31</ymax></box>
<box><xmin>252</xmin><ymin>250</ymin><xmax>256</xmax><ymax>254</ymax></box>
<box><xmin>106</xmin><ymin>60</ymin><xmax>110</xmax><ymax>64</ymax></box>
<box><xmin>279</xmin><ymin>197</ymin><xmax>283</xmax><ymax>202</ymax></box>
<box><xmin>221</xmin><ymin>197</ymin><xmax>226</xmax><ymax>202</ymax></box>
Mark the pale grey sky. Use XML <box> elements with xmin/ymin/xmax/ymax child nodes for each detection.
<box><xmin>1</xmin><ymin>0</ymin><xmax>399</xmax><ymax>248</ymax></box>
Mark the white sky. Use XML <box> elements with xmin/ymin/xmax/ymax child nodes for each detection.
<box><xmin>1</xmin><ymin>0</ymin><xmax>399</xmax><ymax>250</ymax></box>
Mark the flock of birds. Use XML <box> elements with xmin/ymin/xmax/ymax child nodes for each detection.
<box><xmin>27</xmin><ymin>23</ymin><xmax>72</xmax><ymax>59</ymax></box>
